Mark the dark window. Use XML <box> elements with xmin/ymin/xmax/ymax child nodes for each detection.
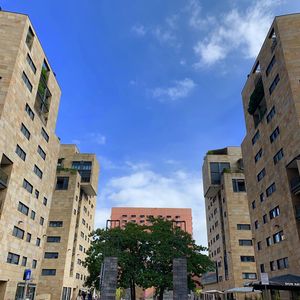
<box><xmin>232</xmin><ymin>179</ymin><xmax>246</xmax><ymax>192</ymax></box>
<box><xmin>241</xmin><ymin>256</ymin><xmax>255</xmax><ymax>262</ymax></box>
<box><xmin>254</xmin><ymin>220</ymin><xmax>259</xmax><ymax>229</ymax></box>
<box><xmin>267</xmin><ymin>106</ymin><xmax>276</xmax><ymax>123</ymax></box>
<box><xmin>26</xmin><ymin>54</ymin><xmax>36</xmax><ymax>74</ymax></box>
<box><xmin>270</xmin><ymin>261</ymin><xmax>276</xmax><ymax>271</ymax></box>
<box><xmin>34</xmin><ymin>189</ymin><xmax>39</xmax><ymax>199</ymax></box>
<box><xmin>30</xmin><ymin>210</ymin><xmax>36</xmax><ymax>220</ymax></box>
<box><xmin>260</xmin><ymin>264</ymin><xmax>265</xmax><ymax>273</ymax></box>
<box><xmin>56</xmin><ymin>177</ymin><xmax>69</xmax><ymax>190</ymax></box>
<box><xmin>266</xmin><ymin>183</ymin><xmax>276</xmax><ymax>197</ymax></box>
<box><xmin>21</xmin><ymin>123</ymin><xmax>30</xmax><ymax>140</ymax></box>
<box><xmin>254</xmin><ymin>149</ymin><xmax>262</xmax><ymax>163</ymax></box>
<box><xmin>237</xmin><ymin>224</ymin><xmax>251</xmax><ymax>230</ymax></box>
<box><xmin>37</xmin><ymin>146</ymin><xmax>46</xmax><ymax>160</ymax></box>
<box><xmin>22</xmin><ymin>179</ymin><xmax>33</xmax><ymax>193</ymax></box>
<box><xmin>79</xmin><ymin>245</ymin><xmax>83</xmax><ymax>251</ymax></box>
<box><xmin>82</xmin><ymin>219</ymin><xmax>86</xmax><ymax>225</ymax></box>
<box><xmin>72</xmin><ymin>161</ymin><xmax>92</xmax><ymax>183</ymax></box>
<box><xmin>7</xmin><ymin>252</ymin><xmax>20</xmax><ymax>265</ymax></box>
<box><xmin>36</xmin><ymin>237</ymin><xmax>41</xmax><ymax>246</ymax></box>
<box><xmin>40</xmin><ymin>217</ymin><xmax>44</xmax><ymax>226</ymax></box>
<box><xmin>273</xmin><ymin>149</ymin><xmax>284</xmax><ymax>164</ymax></box>
<box><xmin>44</xmin><ymin>252</ymin><xmax>59</xmax><ymax>259</ymax></box>
<box><xmin>41</xmin><ymin>269</ymin><xmax>56</xmax><ymax>276</ymax></box>
<box><xmin>266</xmin><ymin>56</ymin><xmax>276</xmax><ymax>76</ymax></box>
<box><xmin>12</xmin><ymin>226</ymin><xmax>25</xmax><ymax>239</ymax></box>
<box><xmin>257</xmin><ymin>241</ymin><xmax>262</xmax><ymax>250</ymax></box>
<box><xmin>269</xmin><ymin>206</ymin><xmax>280</xmax><ymax>219</ymax></box>
<box><xmin>252</xmin><ymin>200</ymin><xmax>256</xmax><ymax>209</ymax></box>
<box><xmin>239</xmin><ymin>239</ymin><xmax>253</xmax><ymax>246</ymax></box>
<box><xmin>270</xmin><ymin>127</ymin><xmax>280</xmax><ymax>143</ymax></box>
<box><xmin>25</xmin><ymin>103</ymin><xmax>35</xmax><ymax>120</ymax></box>
<box><xmin>41</xmin><ymin>128</ymin><xmax>49</xmax><ymax>142</ymax></box>
<box><xmin>26</xmin><ymin>233</ymin><xmax>31</xmax><ymax>243</ymax></box>
<box><xmin>25</xmin><ymin>27</ymin><xmax>34</xmax><ymax>50</ymax></box>
<box><xmin>273</xmin><ymin>231</ymin><xmax>284</xmax><ymax>244</ymax></box>
<box><xmin>263</xmin><ymin>214</ymin><xmax>268</xmax><ymax>224</ymax></box>
<box><xmin>34</xmin><ymin>165</ymin><xmax>43</xmax><ymax>179</ymax></box>
<box><xmin>277</xmin><ymin>257</ymin><xmax>288</xmax><ymax>270</ymax></box>
<box><xmin>18</xmin><ymin>202</ymin><xmax>29</xmax><ymax>215</ymax></box>
<box><xmin>47</xmin><ymin>236</ymin><xmax>61</xmax><ymax>243</ymax></box>
<box><xmin>49</xmin><ymin>221</ymin><xmax>63</xmax><ymax>227</ymax></box>
<box><xmin>16</xmin><ymin>145</ymin><xmax>26</xmax><ymax>161</ymax></box>
<box><xmin>21</xmin><ymin>256</ymin><xmax>27</xmax><ymax>267</ymax></box>
<box><xmin>43</xmin><ymin>197</ymin><xmax>47</xmax><ymax>206</ymax></box>
<box><xmin>269</xmin><ymin>74</ymin><xmax>280</xmax><ymax>95</ymax></box>
<box><xmin>266</xmin><ymin>236</ymin><xmax>272</xmax><ymax>247</ymax></box>
<box><xmin>210</xmin><ymin>162</ymin><xmax>230</xmax><ymax>184</ymax></box>
<box><xmin>242</xmin><ymin>273</ymin><xmax>257</xmax><ymax>279</ymax></box>
<box><xmin>252</xmin><ymin>131</ymin><xmax>260</xmax><ymax>145</ymax></box>
<box><xmin>257</xmin><ymin>168</ymin><xmax>266</xmax><ymax>182</ymax></box>
<box><xmin>22</xmin><ymin>72</ymin><xmax>32</xmax><ymax>92</ymax></box>
<box><xmin>260</xmin><ymin>193</ymin><xmax>265</xmax><ymax>202</ymax></box>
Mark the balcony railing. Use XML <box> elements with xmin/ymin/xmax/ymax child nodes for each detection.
<box><xmin>0</xmin><ymin>168</ymin><xmax>8</xmax><ymax>189</ymax></box>
<box><xmin>290</xmin><ymin>177</ymin><xmax>300</xmax><ymax>194</ymax></box>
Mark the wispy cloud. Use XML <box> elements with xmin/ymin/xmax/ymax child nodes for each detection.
<box><xmin>131</xmin><ymin>24</ymin><xmax>146</xmax><ymax>36</ymax></box>
<box><xmin>88</xmin><ymin>133</ymin><xmax>106</xmax><ymax>145</ymax></box>
<box><xmin>193</xmin><ymin>0</ymin><xmax>282</xmax><ymax>67</ymax></box>
<box><xmin>97</xmin><ymin>165</ymin><xmax>207</xmax><ymax>245</ymax></box>
<box><xmin>150</xmin><ymin>78</ymin><xmax>196</xmax><ymax>102</ymax></box>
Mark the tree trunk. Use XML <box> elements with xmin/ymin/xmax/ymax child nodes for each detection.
<box><xmin>130</xmin><ymin>280</ymin><xmax>136</xmax><ymax>300</ymax></box>
<box><xmin>158</xmin><ymin>287</ymin><xmax>164</xmax><ymax>300</ymax></box>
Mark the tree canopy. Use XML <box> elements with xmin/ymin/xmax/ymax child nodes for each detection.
<box><xmin>84</xmin><ymin>217</ymin><xmax>213</xmax><ymax>300</ymax></box>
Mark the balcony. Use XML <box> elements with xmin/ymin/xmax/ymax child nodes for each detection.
<box><xmin>248</xmin><ymin>76</ymin><xmax>265</xmax><ymax>115</ymax></box>
<box><xmin>296</xmin><ymin>206</ymin><xmax>300</xmax><ymax>221</ymax></box>
<box><xmin>0</xmin><ymin>168</ymin><xmax>8</xmax><ymax>190</ymax></box>
<box><xmin>290</xmin><ymin>177</ymin><xmax>300</xmax><ymax>195</ymax></box>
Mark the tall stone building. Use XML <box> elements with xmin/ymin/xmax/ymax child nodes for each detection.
<box><xmin>0</xmin><ymin>10</ymin><xmax>61</xmax><ymax>299</ymax></box>
<box><xmin>241</xmin><ymin>13</ymin><xmax>300</xmax><ymax>298</ymax></box>
<box><xmin>202</xmin><ymin>147</ymin><xmax>257</xmax><ymax>294</ymax></box>
<box><xmin>36</xmin><ymin>144</ymin><xmax>99</xmax><ymax>300</ymax></box>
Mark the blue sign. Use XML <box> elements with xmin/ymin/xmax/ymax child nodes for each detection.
<box><xmin>23</xmin><ymin>269</ymin><xmax>31</xmax><ymax>281</ymax></box>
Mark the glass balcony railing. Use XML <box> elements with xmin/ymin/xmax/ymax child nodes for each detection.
<box><xmin>0</xmin><ymin>168</ymin><xmax>8</xmax><ymax>189</ymax></box>
<box><xmin>290</xmin><ymin>177</ymin><xmax>300</xmax><ymax>194</ymax></box>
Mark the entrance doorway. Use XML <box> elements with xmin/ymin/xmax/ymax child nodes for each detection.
<box><xmin>0</xmin><ymin>281</ymin><xmax>7</xmax><ymax>299</ymax></box>
<box><xmin>15</xmin><ymin>283</ymin><xmax>36</xmax><ymax>300</ymax></box>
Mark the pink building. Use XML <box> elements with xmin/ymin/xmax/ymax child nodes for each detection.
<box><xmin>110</xmin><ymin>207</ymin><xmax>193</xmax><ymax>235</ymax></box>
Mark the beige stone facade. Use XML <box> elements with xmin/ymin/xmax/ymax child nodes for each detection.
<box><xmin>241</xmin><ymin>13</ymin><xmax>300</xmax><ymax>298</ymax></box>
<box><xmin>202</xmin><ymin>147</ymin><xmax>257</xmax><ymax>294</ymax></box>
<box><xmin>0</xmin><ymin>10</ymin><xmax>61</xmax><ymax>300</ymax></box>
<box><xmin>36</xmin><ymin>144</ymin><xmax>99</xmax><ymax>300</ymax></box>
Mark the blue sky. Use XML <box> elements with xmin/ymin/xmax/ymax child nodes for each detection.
<box><xmin>3</xmin><ymin>0</ymin><xmax>300</xmax><ymax>245</ymax></box>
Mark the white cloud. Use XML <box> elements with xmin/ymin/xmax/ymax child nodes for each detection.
<box><xmin>131</xmin><ymin>24</ymin><xmax>146</xmax><ymax>36</ymax></box>
<box><xmin>88</xmin><ymin>133</ymin><xmax>106</xmax><ymax>145</ymax></box>
<box><xmin>97</xmin><ymin>166</ymin><xmax>207</xmax><ymax>246</ymax></box>
<box><xmin>150</xmin><ymin>78</ymin><xmax>196</xmax><ymax>102</ymax></box>
<box><xmin>193</xmin><ymin>0</ymin><xmax>282</xmax><ymax>66</ymax></box>
<box><xmin>152</xmin><ymin>27</ymin><xmax>177</xmax><ymax>45</ymax></box>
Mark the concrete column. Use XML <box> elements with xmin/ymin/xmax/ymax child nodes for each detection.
<box><xmin>100</xmin><ymin>257</ymin><xmax>118</xmax><ymax>300</ymax></box>
<box><xmin>173</xmin><ymin>257</ymin><xmax>188</xmax><ymax>300</ymax></box>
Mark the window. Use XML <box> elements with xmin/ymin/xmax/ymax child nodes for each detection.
<box><xmin>43</xmin><ymin>197</ymin><xmax>47</xmax><ymax>206</ymax></box>
<box><xmin>76</xmin><ymin>273</ymin><xmax>80</xmax><ymax>279</ymax></box>
<box><xmin>47</xmin><ymin>236</ymin><xmax>61</xmax><ymax>243</ymax></box>
<box><xmin>26</xmin><ymin>233</ymin><xmax>31</xmax><ymax>243</ymax></box>
<box><xmin>18</xmin><ymin>202</ymin><xmax>29</xmax><ymax>216</ymax></box>
<box><xmin>266</xmin><ymin>56</ymin><xmax>276</xmax><ymax>76</ymax></box>
<box><xmin>22</xmin><ymin>72</ymin><xmax>32</xmax><ymax>92</ymax></box>
<box><xmin>25</xmin><ymin>103</ymin><xmax>35</xmax><ymax>120</ymax></box>
<box><xmin>12</xmin><ymin>226</ymin><xmax>25</xmax><ymax>239</ymax></box>
<box><xmin>23</xmin><ymin>179</ymin><xmax>33</xmax><ymax>194</ymax></box>
<box><xmin>254</xmin><ymin>220</ymin><xmax>259</xmax><ymax>229</ymax></box>
<box><xmin>239</xmin><ymin>239</ymin><xmax>253</xmax><ymax>246</ymax></box>
<box><xmin>122</xmin><ymin>214</ymin><xmax>127</xmax><ymax>217</ymax></box>
<box><xmin>269</xmin><ymin>74</ymin><xmax>280</xmax><ymax>95</ymax></box>
<box><xmin>210</xmin><ymin>162</ymin><xmax>230</xmax><ymax>184</ymax></box>
<box><xmin>266</xmin><ymin>183</ymin><xmax>276</xmax><ymax>197</ymax></box>
<box><xmin>263</xmin><ymin>214</ymin><xmax>268</xmax><ymax>224</ymax></box>
<box><xmin>260</xmin><ymin>264</ymin><xmax>265</xmax><ymax>273</ymax></box>
<box><xmin>25</xmin><ymin>27</ymin><xmax>34</xmax><ymax>49</ymax></box>
<box><xmin>277</xmin><ymin>257</ymin><xmax>288</xmax><ymax>270</ymax></box>
<box><xmin>34</xmin><ymin>165</ymin><xmax>43</xmax><ymax>179</ymax></box>
<box><xmin>21</xmin><ymin>123</ymin><xmax>30</xmax><ymax>140</ymax></box>
<box><xmin>71</xmin><ymin>161</ymin><xmax>92</xmax><ymax>182</ymax></box>
<box><xmin>16</xmin><ymin>145</ymin><xmax>26</xmax><ymax>161</ymax></box>
<box><xmin>26</xmin><ymin>54</ymin><xmax>36</xmax><ymax>74</ymax></box>
<box><xmin>80</xmin><ymin>232</ymin><xmax>84</xmax><ymax>238</ymax></box>
<box><xmin>37</xmin><ymin>146</ymin><xmax>46</xmax><ymax>160</ymax></box>
<box><xmin>267</xmin><ymin>106</ymin><xmax>276</xmax><ymax>123</ymax></box>
<box><xmin>257</xmin><ymin>241</ymin><xmax>262</xmax><ymax>250</ymax></box>
<box><xmin>232</xmin><ymin>179</ymin><xmax>246</xmax><ymax>192</ymax></box>
<box><xmin>257</xmin><ymin>168</ymin><xmax>266</xmax><ymax>182</ymax></box>
<box><xmin>21</xmin><ymin>256</ymin><xmax>27</xmax><ymax>267</ymax></box>
<box><xmin>36</xmin><ymin>238</ymin><xmax>41</xmax><ymax>246</ymax></box>
<box><xmin>270</xmin><ymin>206</ymin><xmax>280</xmax><ymax>219</ymax></box>
<box><xmin>34</xmin><ymin>189</ymin><xmax>39</xmax><ymax>199</ymax></box>
<box><xmin>41</xmin><ymin>128</ymin><xmax>49</xmax><ymax>142</ymax></box>
<box><xmin>56</xmin><ymin>177</ymin><xmax>69</xmax><ymax>190</ymax></box>
<box><xmin>241</xmin><ymin>256</ymin><xmax>255</xmax><ymax>262</ymax></box>
<box><xmin>7</xmin><ymin>252</ymin><xmax>20</xmax><ymax>265</ymax></box>
<box><xmin>49</xmin><ymin>221</ymin><xmax>63</xmax><ymax>227</ymax></box>
<box><xmin>273</xmin><ymin>231</ymin><xmax>284</xmax><ymax>244</ymax></box>
<box><xmin>242</xmin><ymin>273</ymin><xmax>257</xmax><ymax>279</ymax></box>
<box><xmin>252</xmin><ymin>200</ymin><xmax>256</xmax><ymax>209</ymax></box>
<box><xmin>270</xmin><ymin>127</ymin><xmax>280</xmax><ymax>143</ymax></box>
<box><xmin>266</xmin><ymin>236</ymin><xmax>272</xmax><ymax>247</ymax></box>
<box><xmin>216</xmin><ymin>234</ymin><xmax>220</xmax><ymax>240</ymax></box>
<box><xmin>82</xmin><ymin>219</ymin><xmax>86</xmax><ymax>225</ymax></box>
<box><xmin>44</xmin><ymin>252</ymin><xmax>59</xmax><ymax>259</ymax></box>
<box><xmin>237</xmin><ymin>224</ymin><xmax>251</xmax><ymax>230</ymax></box>
<box><xmin>273</xmin><ymin>149</ymin><xmax>284</xmax><ymax>164</ymax></box>
<box><xmin>41</xmin><ymin>269</ymin><xmax>56</xmax><ymax>276</ymax></box>
<box><xmin>260</xmin><ymin>193</ymin><xmax>265</xmax><ymax>202</ymax></box>
<box><xmin>252</xmin><ymin>131</ymin><xmax>260</xmax><ymax>145</ymax></box>
<box><xmin>79</xmin><ymin>245</ymin><xmax>83</xmax><ymax>251</ymax></box>
<box><xmin>254</xmin><ymin>149</ymin><xmax>263</xmax><ymax>163</ymax></box>
<box><xmin>40</xmin><ymin>217</ymin><xmax>44</xmax><ymax>226</ymax></box>
<box><xmin>270</xmin><ymin>261</ymin><xmax>276</xmax><ymax>271</ymax></box>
